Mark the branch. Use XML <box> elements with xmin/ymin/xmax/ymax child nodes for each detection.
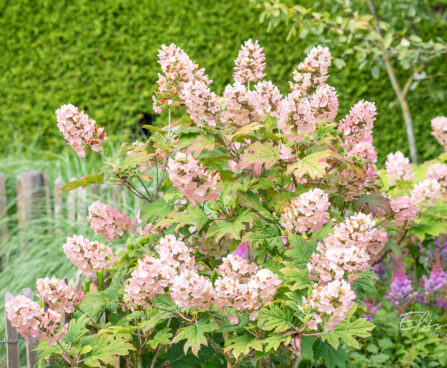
<box><xmin>206</xmin><ymin>334</ymin><xmax>235</xmax><ymax>368</ymax></box>
<box><xmin>402</xmin><ymin>64</ymin><xmax>425</xmax><ymax>98</ymax></box>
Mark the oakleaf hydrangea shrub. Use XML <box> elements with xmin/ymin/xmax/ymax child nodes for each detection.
<box><xmin>6</xmin><ymin>40</ymin><xmax>447</xmax><ymax>367</ymax></box>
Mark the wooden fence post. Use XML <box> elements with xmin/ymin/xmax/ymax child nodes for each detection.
<box><xmin>16</xmin><ymin>170</ymin><xmax>46</xmax><ymax>225</ymax></box>
<box><xmin>112</xmin><ymin>186</ymin><xmax>120</xmax><ymax>208</ymax></box>
<box><xmin>54</xmin><ymin>178</ymin><xmax>63</xmax><ymax>232</ymax></box>
<box><xmin>67</xmin><ymin>178</ymin><xmax>76</xmax><ymax>223</ymax></box>
<box><xmin>76</xmin><ymin>188</ymin><xmax>87</xmax><ymax>223</ymax></box>
<box><xmin>21</xmin><ymin>288</ymin><xmax>38</xmax><ymax>368</ymax></box>
<box><xmin>101</xmin><ymin>184</ymin><xmax>108</xmax><ymax>202</ymax></box>
<box><xmin>0</xmin><ymin>173</ymin><xmax>7</xmax><ymax>266</ymax></box>
<box><xmin>5</xmin><ymin>292</ymin><xmax>20</xmax><ymax>368</ymax></box>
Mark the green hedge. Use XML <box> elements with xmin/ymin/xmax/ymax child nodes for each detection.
<box><xmin>0</xmin><ymin>0</ymin><xmax>446</xmax><ymax>163</ymax></box>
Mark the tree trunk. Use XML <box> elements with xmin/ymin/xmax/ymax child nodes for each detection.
<box><xmin>381</xmin><ymin>54</ymin><xmax>418</xmax><ymax>163</ymax></box>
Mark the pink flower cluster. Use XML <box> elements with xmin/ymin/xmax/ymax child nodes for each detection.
<box><xmin>291</xmin><ymin>46</ymin><xmax>331</xmax><ymax>93</ymax></box>
<box><xmin>233</xmin><ymin>39</ymin><xmax>266</xmax><ymax>84</ymax></box>
<box><xmin>390</xmin><ymin>196</ymin><xmax>419</xmax><ymax>228</ymax></box>
<box><xmin>214</xmin><ymin>254</ymin><xmax>281</xmax><ymax>320</ymax></box>
<box><xmin>125</xmin><ymin>239</ymin><xmax>281</xmax><ymax>317</ymax></box>
<box><xmin>36</xmin><ymin>277</ymin><xmax>84</xmax><ymax>314</ymax></box>
<box><xmin>309</xmin><ymin>83</ymin><xmax>339</xmax><ymax>123</ymax></box>
<box><xmin>277</xmin><ymin>91</ymin><xmax>315</xmax><ymax>142</ymax></box>
<box><xmin>124</xmin><ymin>235</ymin><xmax>196</xmax><ymax>308</ymax></box>
<box><xmin>308</xmin><ymin>213</ymin><xmax>388</xmax><ymax>283</ymax></box>
<box><xmin>281</xmin><ymin>188</ymin><xmax>330</xmax><ymax>234</ymax></box>
<box><xmin>55</xmin><ymin>104</ymin><xmax>106</xmax><ymax>158</ymax></box>
<box><xmin>221</xmin><ymin>83</ymin><xmax>265</xmax><ymax>126</ymax></box>
<box><xmin>431</xmin><ymin>116</ymin><xmax>447</xmax><ymax>150</ymax></box>
<box><xmin>301</xmin><ymin>279</ymin><xmax>356</xmax><ymax>332</ymax></box>
<box><xmin>168</xmin><ymin>152</ymin><xmax>221</xmax><ymax>203</ymax></box>
<box><xmin>63</xmin><ymin>235</ymin><xmax>118</xmax><ymax>277</ymax></box>
<box><xmin>339</xmin><ymin>100</ymin><xmax>376</xmax><ymax>158</ymax></box>
<box><xmin>411</xmin><ymin>179</ymin><xmax>442</xmax><ymax>209</ymax></box>
<box><xmin>426</xmin><ymin>163</ymin><xmax>447</xmax><ymax>195</ymax></box>
<box><xmin>182</xmin><ymin>80</ymin><xmax>221</xmax><ymax>127</ymax></box>
<box><xmin>87</xmin><ymin>201</ymin><xmax>137</xmax><ymax>243</ymax></box>
<box><xmin>170</xmin><ymin>270</ymin><xmax>217</xmax><ymax>310</ymax></box>
<box><xmin>385</xmin><ymin>151</ymin><xmax>414</xmax><ymax>185</ymax></box>
<box><xmin>337</xmin><ymin>101</ymin><xmax>378</xmax><ymax>199</ymax></box>
<box><xmin>153</xmin><ymin>43</ymin><xmax>210</xmax><ymax>113</ymax></box>
<box><xmin>254</xmin><ymin>81</ymin><xmax>282</xmax><ymax>118</ymax></box>
<box><xmin>5</xmin><ymin>295</ymin><xmax>65</xmax><ymax>345</ymax></box>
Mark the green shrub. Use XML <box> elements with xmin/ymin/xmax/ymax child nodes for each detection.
<box><xmin>0</xmin><ymin>0</ymin><xmax>446</xmax><ymax>163</ymax></box>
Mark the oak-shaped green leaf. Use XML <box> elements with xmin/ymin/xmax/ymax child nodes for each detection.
<box><xmin>239</xmin><ymin>142</ymin><xmax>279</xmax><ymax>172</ymax></box>
<box><xmin>257</xmin><ymin>305</ymin><xmax>293</xmax><ymax>333</ymax></box>
<box><xmin>207</xmin><ymin>210</ymin><xmax>253</xmax><ymax>241</ymax></box>
<box><xmin>280</xmin><ymin>267</ymin><xmax>312</xmax><ymax>291</ymax></box>
<box><xmin>172</xmin><ymin>319</ymin><xmax>218</xmax><ymax>357</ymax></box>
<box><xmin>62</xmin><ymin>315</ymin><xmax>89</xmax><ymax>345</ymax></box>
<box><xmin>262</xmin><ymin>334</ymin><xmax>291</xmax><ymax>352</ymax></box>
<box><xmin>313</xmin><ymin>339</ymin><xmax>347</xmax><ymax>368</ymax></box>
<box><xmin>83</xmin><ymin>335</ymin><xmax>134</xmax><ymax>367</ymax></box>
<box><xmin>224</xmin><ymin>334</ymin><xmax>264</xmax><ymax>360</ymax></box>
<box><xmin>286</xmin><ymin>150</ymin><xmax>332</xmax><ymax>180</ymax></box>
<box><xmin>148</xmin><ymin>328</ymin><xmax>173</xmax><ymax>349</ymax></box>
<box><xmin>156</xmin><ymin>205</ymin><xmax>209</xmax><ymax>231</ymax></box>
<box><xmin>141</xmin><ymin>197</ymin><xmax>174</xmax><ymax>223</ymax></box>
<box><xmin>321</xmin><ymin>315</ymin><xmax>375</xmax><ymax>349</ymax></box>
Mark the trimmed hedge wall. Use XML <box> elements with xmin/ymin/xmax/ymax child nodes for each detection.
<box><xmin>0</xmin><ymin>0</ymin><xmax>446</xmax><ymax>163</ymax></box>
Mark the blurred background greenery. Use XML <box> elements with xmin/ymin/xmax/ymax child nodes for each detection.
<box><xmin>1</xmin><ymin>0</ymin><xmax>446</xmax><ymax>163</ymax></box>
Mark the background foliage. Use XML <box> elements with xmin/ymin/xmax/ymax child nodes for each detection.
<box><xmin>1</xmin><ymin>0</ymin><xmax>446</xmax><ymax>163</ymax></box>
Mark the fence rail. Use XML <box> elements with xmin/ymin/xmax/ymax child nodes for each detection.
<box><xmin>1</xmin><ymin>170</ymin><xmax>133</xmax><ymax>367</ymax></box>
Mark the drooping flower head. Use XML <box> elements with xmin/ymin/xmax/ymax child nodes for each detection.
<box><xmin>63</xmin><ymin>235</ymin><xmax>118</xmax><ymax>277</ymax></box>
<box><xmin>431</xmin><ymin>116</ymin><xmax>447</xmax><ymax>150</ymax></box>
<box><xmin>56</xmin><ymin>104</ymin><xmax>106</xmax><ymax>157</ymax></box>
<box><xmin>233</xmin><ymin>39</ymin><xmax>266</xmax><ymax>84</ymax></box>
<box><xmin>36</xmin><ymin>277</ymin><xmax>84</xmax><ymax>314</ymax></box>
<box><xmin>5</xmin><ymin>295</ymin><xmax>65</xmax><ymax>346</ymax></box>
<box><xmin>87</xmin><ymin>201</ymin><xmax>137</xmax><ymax>243</ymax></box>
<box><xmin>168</xmin><ymin>152</ymin><xmax>221</xmax><ymax>203</ymax></box>
<box><xmin>385</xmin><ymin>151</ymin><xmax>414</xmax><ymax>185</ymax></box>
<box><xmin>390</xmin><ymin>196</ymin><xmax>418</xmax><ymax>228</ymax></box>
<box><xmin>281</xmin><ymin>188</ymin><xmax>330</xmax><ymax>234</ymax></box>
<box><xmin>411</xmin><ymin>179</ymin><xmax>442</xmax><ymax>209</ymax></box>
